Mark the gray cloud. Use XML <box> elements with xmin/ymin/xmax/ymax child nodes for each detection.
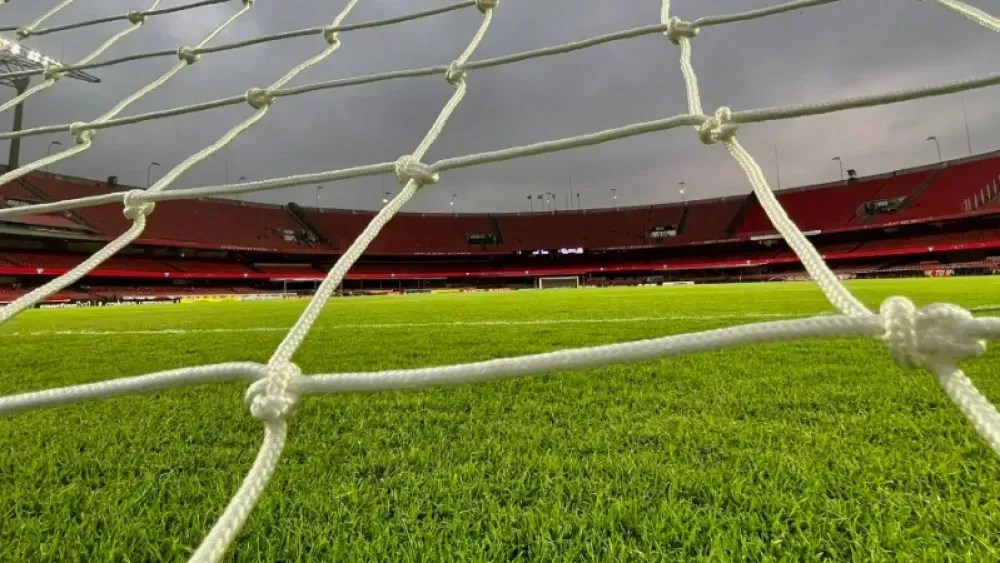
<box><xmin>2</xmin><ymin>0</ymin><xmax>997</xmax><ymax>214</ymax></box>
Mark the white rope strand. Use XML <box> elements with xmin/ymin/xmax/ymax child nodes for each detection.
<box><xmin>725</xmin><ymin>138</ymin><xmax>870</xmax><ymax>316</ymax></box>
<box><xmin>0</xmin><ymin>1</ymin><xmax>477</xmax><ymax>83</ymax></box>
<box><xmin>931</xmin><ymin>0</ymin><xmax>1000</xmax><ymax>32</ymax></box>
<box><xmin>0</xmin><ymin>0</ymin><xmax>831</xmax><ymax>84</ymax></box>
<box><xmin>269</xmin><ymin>4</ymin><xmax>497</xmax><ymax>367</ymax></box>
<box><xmin>0</xmin><ymin>0</ymin><xmax>846</xmax><ymax>144</ymax></box>
<box><xmin>0</xmin><ymin>363</ymin><xmax>265</xmax><ymax>416</ymax></box>
<box><xmin>730</xmin><ymin>72</ymin><xmax>1000</xmax><ymax>125</ymax></box>
<box><xmin>300</xmin><ymin>313</ymin><xmax>885</xmax><ymax>394</ymax></box>
<box><xmin>0</xmin><ymin>1</ymin><xmax>255</xmax><ymax>190</ymax></box>
<box><xmin>0</xmin><ymin>316</ymin><xmax>885</xmax><ymax>417</ymax></box>
<box><xmin>188</xmin><ymin>420</ymin><xmax>288</xmax><ymax>563</ymax></box>
<box><xmin>3</xmin><ymin>65</ymin><xmax>998</xmax><ymax>218</ymax></box>
<box><xmin>663</xmin><ymin>1</ymin><xmax>869</xmax><ymax>317</ymax></box>
<box><xmin>0</xmin><ymin>0</ymin><xmax>162</xmax><ymax>117</ymax></box>
<box><xmin>18</xmin><ymin>0</ymin><xmax>74</xmax><ymax>37</ymax></box>
<box><xmin>28</xmin><ymin>0</ymin><xmax>231</xmax><ymax>37</ymax></box>
<box><xmin>144</xmin><ymin>0</ymin><xmax>361</xmax><ymax>213</ymax></box>
<box><xmin>191</xmin><ymin>6</ymin><xmax>500</xmax><ymax>561</ymax></box>
<box><xmin>0</xmin><ymin>3</ymin><xmax>257</xmax><ymax>321</ymax></box>
<box><xmin>0</xmin><ymin>0</ymin><xmax>993</xmax><ymax>148</ymax></box>
<box><xmin>0</xmin><ymin>216</ymin><xmax>148</xmax><ymax>324</ymax></box>
<box><xmin>0</xmin><ymin>65</ymin><xmax>996</xmax><ymax>220</ymax></box>
<box><xmin>693</xmin><ymin>0</ymin><xmax>841</xmax><ymax>28</ymax></box>
<box><xmin>0</xmin><ymin>0</ymin><xmax>363</xmax><ymax>326</ymax></box>
<box><xmin>660</xmin><ymin>1</ymin><xmax>1000</xmax><ymax>456</ymax></box>
<box><xmin>0</xmin><ymin>0</ymin><xmax>996</xmax><ymax>559</ymax></box>
<box><xmin>1</xmin><ymin>309</ymin><xmax>995</xmax><ymax>437</ymax></box>
<box><xmin>934</xmin><ymin>364</ymin><xmax>1000</xmax><ymax>453</ymax></box>
<box><xmin>2</xmin><ymin>65</ymin><xmax>992</xmax><ymax>147</ymax></box>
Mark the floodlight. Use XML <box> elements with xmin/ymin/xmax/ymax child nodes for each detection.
<box><xmin>0</xmin><ymin>33</ymin><xmax>100</xmax><ymax>86</ymax></box>
<box><xmin>1</xmin><ymin>34</ymin><xmax>100</xmax><ymax>167</ymax></box>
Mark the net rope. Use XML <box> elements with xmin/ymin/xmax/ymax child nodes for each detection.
<box><xmin>0</xmin><ymin>0</ymin><xmax>997</xmax><ymax>560</ymax></box>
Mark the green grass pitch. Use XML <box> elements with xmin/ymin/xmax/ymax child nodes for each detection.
<box><xmin>2</xmin><ymin>277</ymin><xmax>999</xmax><ymax>560</ymax></box>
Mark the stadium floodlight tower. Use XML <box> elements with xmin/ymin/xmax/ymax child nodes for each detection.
<box><xmin>0</xmin><ymin>33</ymin><xmax>99</xmax><ymax>169</ymax></box>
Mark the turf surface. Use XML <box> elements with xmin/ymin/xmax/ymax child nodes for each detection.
<box><xmin>2</xmin><ymin>277</ymin><xmax>999</xmax><ymax>561</ymax></box>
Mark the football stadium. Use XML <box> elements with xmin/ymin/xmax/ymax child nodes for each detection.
<box><xmin>1</xmin><ymin>0</ymin><xmax>998</xmax><ymax>560</ymax></box>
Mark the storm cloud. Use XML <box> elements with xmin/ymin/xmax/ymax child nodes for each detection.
<box><xmin>2</xmin><ymin>0</ymin><xmax>997</xmax><ymax>213</ymax></box>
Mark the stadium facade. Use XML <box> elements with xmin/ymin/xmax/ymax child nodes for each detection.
<box><xmin>1</xmin><ymin>151</ymin><xmax>997</xmax><ymax>303</ymax></box>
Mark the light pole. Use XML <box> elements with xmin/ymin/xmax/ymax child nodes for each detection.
<box><xmin>926</xmin><ymin>136</ymin><xmax>942</xmax><ymax>162</ymax></box>
<box><xmin>316</xmin><ymin>186</ymin><xmax>323</xmax><ymax>209</ymax></box>
<box><xmin>44</xmin><ymin>141</ymin><xmax>62</xmax><ymax>172</ymax></box>
<box><xmin>450</xmin><ymin>193</ymin><xmax>457</xmax><ymax>216</ymax></box>
<box><xmin>382</xmin><ymin>191</ymin><xmax>390</xmax><ymax>205</ymax></box>
<box><xmin>235</xmin><ymin>176</ymin><xmax>247</xmax><ymax>202</ymax></box>
<box><xmin>961</xmin><ymin>99</ymin><xmax>973</xmax><ymax>156</ymax></box>
<box><xmin>528</xmin><ymin>194</ymin><xmax>533</xmax><ymax>212</ymax></box>
<box><xmin>576</xmin><ymin>192</ymin><xmax>580</xmax><ymax>210</ymax></box>
<box><xmin>774</xmin><ymin>145</ymin><xmax>782</xmax><ymax>189</ymax></box>
<box><xmin>147</xmin><ymin>161</ymin><xmax>160</xmax><ymax>188</ymax></box>
<box><xmin>0</xmin><ymin>37</ymin><xmax>99</xmax><ymax>169</ymax></box>
<box><xmin>678</xmin><ymin>181</ymin><xmax>686</xmax><ymax>204</ymax></box>
<box><xmin>610</xmin><ymin>188</ymin><xmax>617</xmax><ymax>207</ymax></box>
<box><xmin>832</xmin><ymin>156</ymin><xmax>844</xmax><ymax>181</ymax></box>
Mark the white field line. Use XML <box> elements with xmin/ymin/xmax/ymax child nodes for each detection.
<box><xmin>5</xmin><ymin>305</ymin><xmax>996</xmax><ymax>337</ymax></box>
<box><xmin>3</xmin><ymin>312</ymin><xmax>822</xmax><ymax>337</ymax></box>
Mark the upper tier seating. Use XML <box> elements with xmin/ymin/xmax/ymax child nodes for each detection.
<box><xmin>891</xmin><ymin>156</ymin><xmax>1000</xmax><ymax>221</ymax></box>
<box><xmin>495</xmin><ymin>206</ymin><xmax>685</xmax><ymax>251</ymax></box>
<box><xmin>27</xmin><ymin>176</ymin><xmax>307</xmax><ymax>251</ymax></box>
<box><xmin>0</xmin><ymin>152</ymin><xmax>993</xmax><ymax>256</ymax></box>
<box><xmin>735</xmin><ymin>169</ymin><xmax>935</xmax><ymax>235</ymax></box>
<box><xmin>734</xmin><ymin>154</ymin><xmax>1000</xmax><ymax>236</ymax></box>
<box><xmin>375</xmin><ymin>214</ymin><xmax>497</xmax><ymax>254</ymax></box>
<box><xmin>674</xmin><ymin>198</ymin><xmax>744</xmax><ymax>243</ymax></box>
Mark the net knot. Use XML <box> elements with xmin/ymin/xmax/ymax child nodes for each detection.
<box><xmin>245</xmin><ymin>88</ymin><xmax>275</xmax><ymax>110</ymax></box>
<box><xmin>122</xmin><ymin>189</ymin><xmax>155</xmax><ymax>220</ymax></box>
<box><xmin>475</xmin><ymin>0</ymin><xmax>499</xmax><ymax>14</ymax></box>
<box><xmin>177</xmin><ymin>46</ymin><xmax>201</xmax><ymax>65</ymax></box>
<box><xmin>446</xmin><ymin>62</ymin><xmax>466</xmax><ymax>85</ymax></box>
<box><xmin>244</xmin><ymin>362</ymin><xmax>301</xmax><ymax>422</ymax></box>
<box><xmin>664</xmin><ymin>16</ymin><xmax>698</xmax><ymax>45</ymax></box>
<box><xmin>16</xmin><ymin>27</ymin><xmax>32</xmax><ymax>39</ymax></box>
<box><xmin>395</xmin><ymin>155</ymin><xmax>439</xmax><ymax>187</ymax></box>
<box><xmin>127</xmin><ymin>10</ymin><xmax>147</xmax><ymax>25</ymax></box>
<box><xmin>69</xmin><ymin>122</ymin><xmax>95</xmax><ymax>145</ymax></box>
<box><xmin>880</xmin><ymin>296</ymin><xmax>986</xmax><ymax>371</ymax></box>
<box><xmin>698</xmin><ymin>107</ymin><xmax>739</xmax><ymax>145</ymax></box>
<box><xmin>322</xmin><ymin>26</ymin><xmax>341</xmax><ymax>46</ymax></box>
<box><xmin>42</xmin><ymin>65</ymin><xmax>64</xmax><ymax>82</ymax></box>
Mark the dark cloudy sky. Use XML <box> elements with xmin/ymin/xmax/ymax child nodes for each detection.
<box><xmin>2</xmin><ymin>0</ymin><xmax>997</xmax><ymax>213</ymax></box>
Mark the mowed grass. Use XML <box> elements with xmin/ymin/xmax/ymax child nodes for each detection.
<box><xmin>1</xmin><ymin>277</ymin><xmax>999</xmax><ymax>561</ymax></box>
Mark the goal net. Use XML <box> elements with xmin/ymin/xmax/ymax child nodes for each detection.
<box><xmin>537</xmin><ymin>276</ymin><xmax>581</xmax><ymax>290</ymax></box>
<box><xmin>0</xmin><ymin>1</ymin><xmax>998</xmax><ymax>561</ymax></box>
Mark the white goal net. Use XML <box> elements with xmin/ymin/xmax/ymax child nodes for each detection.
<box><xmin>537</xmin><ymin>276</ymin><xmax>581</xmax><ymax>290</ymax></box>
<box><xmin>0</xmin><ymin>1</ymin><xmax>998</xmax><ymax>561</ymax></box>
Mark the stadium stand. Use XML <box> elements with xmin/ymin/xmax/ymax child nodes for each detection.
<box><xmin>673</xmin><ymin>197</ymin><xmax>746</xmax><ymax>243</ymax></box>
<box><xmin>1</xmin><ymin>151</ymin><xmax>997</xmax><ymax>298</ymax></box>
<box><xmin>732</xmin><ymin>167</ymin><xmax>942</xmax><ymax>236</ymax></box>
